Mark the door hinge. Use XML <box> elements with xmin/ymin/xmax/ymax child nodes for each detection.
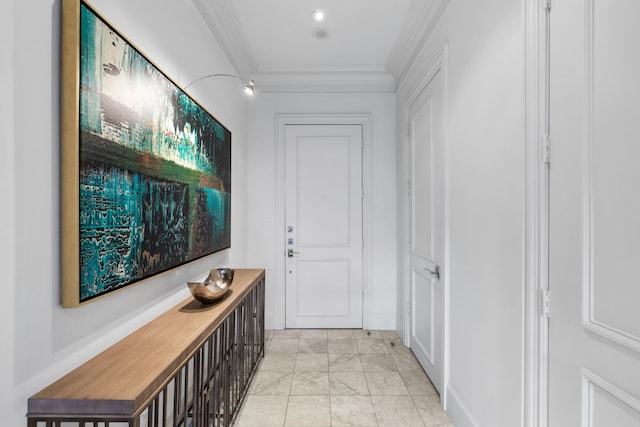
<box><xmin>543</xmin><ymin>0</ymin><xmax>551</xmax><ymax>11</ymax></box>
<box><xmin>407</xmin><ymin>302</ymin><xmax>411</xmax><ymax>316</ymax></box>
<box><xmin>407</xmin><ymin>181</ymin><xmax>412</xmax><ymax>196</ymax></box>
<box><xmin>541</xmin><ymin>289</ymin><xmax>550</xmax><ymax>318</ymax></box>
<box><xmin>407</xmin><ymin>123</ymin><xmax>412</xmax><ymax>137</ymax></box>
<box><xmin>542</xmin><ymin>135</ymin><xmax>551</xmax><ymax>164</ymax></box>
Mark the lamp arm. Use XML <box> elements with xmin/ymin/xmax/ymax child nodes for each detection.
<box><xmin>184</xmin><ymin>73</ymin><xmax>253</xmax><ymax>91</ymax></box>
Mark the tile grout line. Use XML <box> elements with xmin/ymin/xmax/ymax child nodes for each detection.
<box><xmin>237</xmin><ymin>330</ymin><xmax>451</xmax><ymax>427</ymax></box>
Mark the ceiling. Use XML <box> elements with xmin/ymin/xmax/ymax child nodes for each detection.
<box><xmin>189</xmin><ymin>0</ymin><xmax>450</xmax><ymax>93</ymax></box>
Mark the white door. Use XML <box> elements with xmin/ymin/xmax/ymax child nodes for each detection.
<box><xmin>549</xmin><ymin>0</ymin><xmax>640</xmax><ymax>425</ymax></box>
<box><xmin>407</xmin><ymin>66</ymin><xmax>445</xmax><ymax>393</ymax></box>
<box><xmin>285</xmin><ymin>124</ymin><xmax>363</xmax><ymax>329</ymax></box>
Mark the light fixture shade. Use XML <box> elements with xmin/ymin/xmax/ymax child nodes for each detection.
<box><xmin>243</xmin><ymin>80</ymin><xmax>255</xmax><ymax>95</ymax></box>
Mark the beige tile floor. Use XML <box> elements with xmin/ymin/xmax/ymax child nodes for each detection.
<box><xmin>233</xmin><ymin>329</ymin><xmax>453</xmax><ymax>427</ymax></box>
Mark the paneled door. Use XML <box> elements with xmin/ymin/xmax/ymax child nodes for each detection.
<box><xmin>285</xmin><ymin>124</ymin><xmax>363</xmax><ymax>329</ymax></box>
<box><xmin>406</xmin><ymin>63</ymin><xmax>445</xmax><ymax>393</ymax></box>
<box><xmin>549</xmin><ymin>0</ymin><xmax>640</xmax><ymax>425</ymax></box>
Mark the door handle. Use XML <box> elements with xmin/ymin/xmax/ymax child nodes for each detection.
<box><xmin>424</xmin><ymin>265</ymin><xmax>440</xmax><ymax>280</ymax></box>
<box><xmin>287</xmin><ymin>249</ymin><xmax>300</xmax><ymax>258</ymax></box>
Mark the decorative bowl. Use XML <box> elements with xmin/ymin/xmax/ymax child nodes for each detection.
<box><xmin>206</xmin><ymin>268</ymin><xmax>234</xmax><ymax>289</ymax></box>
<box><xmin>187</xmin><ymin>268</ymin><xmax>234</xmax><ymax>304</ymax></box>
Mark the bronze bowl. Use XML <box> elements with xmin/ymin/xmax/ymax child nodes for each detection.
<box><xmin>187</xmin><ymin>268</ymin><xmax>235</xmax><ymax>304</ymax></box>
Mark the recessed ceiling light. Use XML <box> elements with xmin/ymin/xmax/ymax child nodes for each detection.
<box><xmin>312</xmin><ymin>9</ymin><xmax>326</xmax><ymax>22</ymax></box>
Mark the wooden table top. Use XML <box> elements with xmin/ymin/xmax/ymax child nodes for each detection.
<box><xmin>28</xmin><ymin>268</ymin><xmax>265</xmax><ymax>417</ymax></box>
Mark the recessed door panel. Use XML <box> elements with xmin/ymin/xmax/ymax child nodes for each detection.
<box><xmin>411</xmin><ymin>269</ymin><xmax>433</xmax><ymax>361</ymax></box>
<box><xmin>296</xmin><ymin>259</ymin><xmax>350</xmax><ymax>317</ymax></box>
<box><xmin>590</xmin><ymin>385</ymin><xmax>640</xmax><ymax>427</ymax></box>
<box><xmin>412</xmin><ymin>100</ymin><xmax>433</xmax><ymax>259</ymax></box>
<box><xmin>296</xmin><ymin>137</ymin><xmax>351</xmax><ymax>247</ymax></box>
<box><xmin>590</xmin><ymin>0</ymin><xmax>640</xmax><ymax>342</ymax></box>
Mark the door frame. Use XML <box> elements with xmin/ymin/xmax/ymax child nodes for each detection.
<box><xmin>401</xmin><ymin>45</ymin><xmax>450</xmax><ymax>404</ymax></box>
<box><xmin>274</xmin><ymin>114</ymin><xmax>373</xmax><ymax>330</ymax></box>
<box><xmin>524</xmin><ymin>0</ymin><xmax>549</xmax><ymax>426</ymax></box>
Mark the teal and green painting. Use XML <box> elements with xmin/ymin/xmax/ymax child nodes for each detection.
<box><xmin>78</xmin><ymin>2</ymin><xmax>231</xmax><ymax>302</ymax></box>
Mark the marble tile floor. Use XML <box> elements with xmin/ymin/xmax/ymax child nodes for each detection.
<box><xmin>233</xmin><ymin>329</ymin><xmax>453</xmax><ymax>427</ymax></box>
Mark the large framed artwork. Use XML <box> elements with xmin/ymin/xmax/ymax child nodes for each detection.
<box><xmin>61</xmin><ymin>0</ymin><xmax>232</xmax><ymax>307</ymax></box>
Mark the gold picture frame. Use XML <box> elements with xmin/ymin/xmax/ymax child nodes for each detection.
<box><xmin>61</xmin><ymin>0</ymin><xmax>232</xmax><ymax>307</ymax></box>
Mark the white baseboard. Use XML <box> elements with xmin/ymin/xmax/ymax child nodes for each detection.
<box><xmin>446</xmin><ymin>385</ymin><xmax>482</xmax><ymax>427</ymax></box>
<box><xmin>264</xmin><ymin>312</ymin><xmax>395</xmax><ymax>331</ymax></box>
<box><xmin>368</xmin><ymin>312</ymin><xmax>396</xmax><ymax>331</ymax></box>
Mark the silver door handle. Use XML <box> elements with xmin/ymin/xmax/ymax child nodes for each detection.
<box><xmin>288</xmin><ymin>249</ymin><xmax>300</xmax><ymax>258</ymax></box>
<box><xmin>424</xmin><ymin>265</ymin><xmax>440</xmax><ymax>280</ymax></box>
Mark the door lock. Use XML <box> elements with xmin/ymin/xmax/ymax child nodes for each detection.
<box><xmin>287</xmin><ymin>249</ymin><xmax>300</xmax><ymax>258</ymax></box>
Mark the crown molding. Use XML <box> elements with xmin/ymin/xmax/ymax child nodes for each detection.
<box><xmin>386</xmin><ymin>0</ymin><xmax>453</xmax><ymax>86</ymax></box>
<box><xmin>188</xmin><ymin>0</ymin><xmax>256</xmax><ymax>79</ymax></box>
<box><xmin>188</xmin><ymin>0</ymin><xmax>450</xmax><ymax>94</ymax></box>
<box><xmin>253</xmin><ymin>70</ymin><xmax>397</xmax><ymax>94</ymax></box>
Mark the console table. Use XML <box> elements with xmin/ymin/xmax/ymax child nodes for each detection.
<box><xmin>27</xmin><ymin>268</ymin><xmax>265</xmax><ymax>427</ymax></box>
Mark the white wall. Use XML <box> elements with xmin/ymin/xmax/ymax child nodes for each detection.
<box><xmin>1</xmin><ymin>0</ymin><xmax>249</xmax><ymax>425</ymax></box>
<box><xmin>0</xmin><ymin>0</ymin><xmax>17</xmax><ymax>423</ymax></box>
<box><xmin>396</xmin><ymin>0</ymin><xmax>526</xmax><ymax>426</ymax></box>
<box><xmin>246</xmin><ymin>93</ymin><xmax>397</xmax><ymax>330</ymax></box>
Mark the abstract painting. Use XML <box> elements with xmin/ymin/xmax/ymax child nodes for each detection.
<box><xmin>61</xmin><ymin>0</ymin><xmax>231</xmax><ymax>306</ymax></box>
